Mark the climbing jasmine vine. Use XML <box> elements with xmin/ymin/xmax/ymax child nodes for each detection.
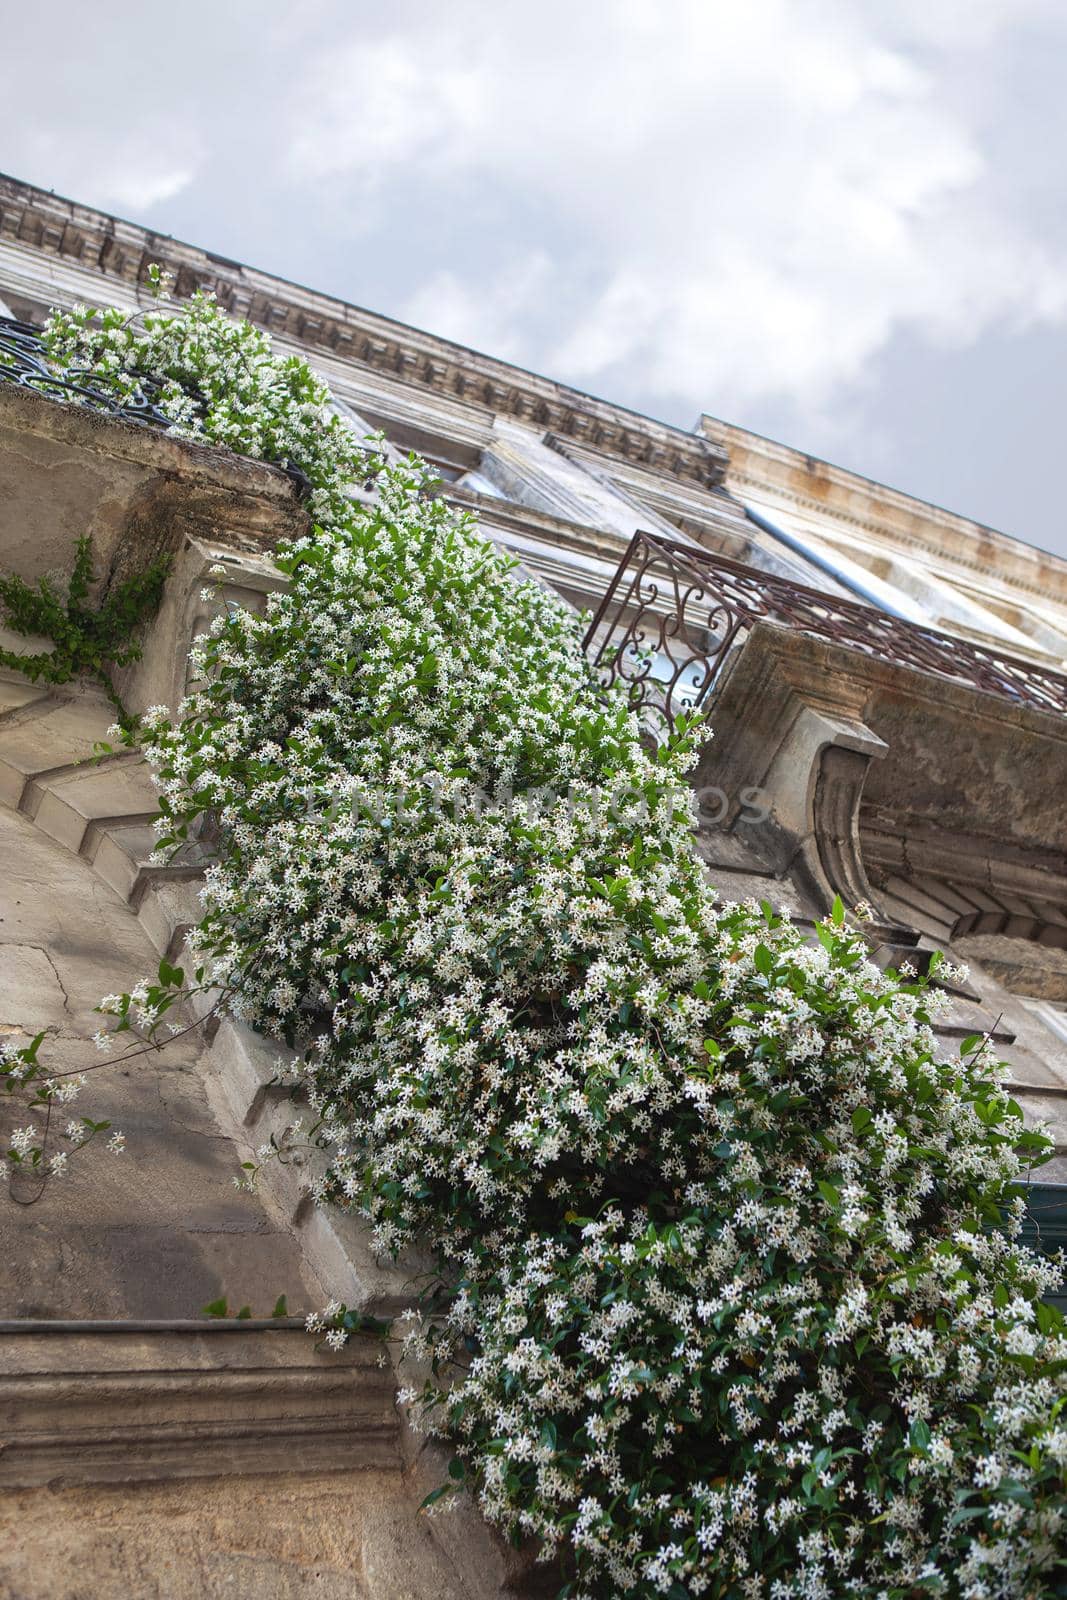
<box><xmin>13</xmin><ymin>283</ymin><xmax>1066</xmax><ymax>1599</ymax></box>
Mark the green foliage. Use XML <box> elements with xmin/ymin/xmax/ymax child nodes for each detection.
<box><xmin>30</xmin><ymin>280</ymin><xmax>1067</xmax><ymax>1599</ymax></box>
<box><xmin>0</xmin><ymin>533</ymin><xmax>169</xmax><ymax>719</ymax></box>
<box><xmin>199</xmin><ymin>1295</ymin><xmax>291</xmax><ymax>1320</ymax></box>
<box><xmin>1</xmin><ymin>1024</ymin><xmax>118</xmax><ymax>1183</ymax></box>
<box><xmin>201</xmin><ymin>1297</ymin><xmax>235</xmax><ymax>1319</ymax></box>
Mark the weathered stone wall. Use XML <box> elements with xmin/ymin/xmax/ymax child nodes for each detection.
<box><xmin>1</xmin><ymin>376</ymin><xmax>1064</xmax><ymax>1598</ymax></box>
<box><xmin>0</xmin><ymin>405</ymin><xmax>547</xmax><ymax>1600</ymax></box>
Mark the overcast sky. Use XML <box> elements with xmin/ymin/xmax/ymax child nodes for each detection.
<box><xmin>4</xmin><ymin>0</ymin><xmax>1067</xmax><ymax>558</ymax></box>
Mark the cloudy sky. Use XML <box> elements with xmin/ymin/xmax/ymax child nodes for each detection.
<box><xmin>4</xmin><ymin>1</ymin><xmax>1067</xmax><ymax>556</ymax></box>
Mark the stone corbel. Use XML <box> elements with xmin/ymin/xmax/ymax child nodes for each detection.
<box><xmin>692</xmin><ymin>623</ymin><xmax>888</xmax><ymax>914</ymax></box>
<box><xmin>113</xmin><ymin>536</ymin><xmax>292</xmax><ymax>719</ymax></box>
<box><xmin>808</xmin><ymin>738</ymin><xmax>887</xmax><ymax>910</ymax></box>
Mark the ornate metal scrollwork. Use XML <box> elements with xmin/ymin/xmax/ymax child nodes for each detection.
<box><xmin>0</xmin><ymin>316</ymin><xmax>178</xmax><ymax>431</ymax></box>
<box><xmin>0</xmin><ymin>317</ymin><xmax>312</xmax><ymax>502</ymax></box>
<box><xmin>584</xmin><ymin>530</ymin><xmax>1067</xmax><ymax>735</ymax></box>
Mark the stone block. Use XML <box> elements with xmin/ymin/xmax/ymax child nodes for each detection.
<box><xmin>89</xmin><ymin>819</ymin><xmax>160</xmax><ymax>901</ymax></box>
<box><xmin>0</xmin><ymin>693</ymin><xmax>115</xmax><ymax>808</ymax></box>
<box><xmin>0</xmin><ymin>674</ymin><xmax>48</xmax><ymax>715</ymax></box>
<box><xmin>135</xmin><ymin>876</ymin><xmax>202</xmax><ymax>957</ymax></box>
<box><xmin>27</xmin><ymin>755</ymin><xmax>157</xmax><ymax>854</ymax></box>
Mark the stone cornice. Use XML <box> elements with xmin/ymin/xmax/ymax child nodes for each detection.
<box><xmin>0</xmin><ymin>173</ymin><xmax>727</xmax><ymax>491</ymax></box>
<box><xmin>702</xmin><ymin>415</ymin><xmax>1067</xmax><ymax>609</ymax></box>
<box><xmin>734</xmin><ymin>467</ymin><xmax>1064</xmax><ymax>607</ymax></box>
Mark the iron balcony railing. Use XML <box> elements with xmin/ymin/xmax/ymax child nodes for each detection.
<box><xmin>0</xmin><ymin>316</ymin><xmax>317</xmax><ymax>500</ymax></box>
<box><xmin>583</xmin><ymin>529</ymin><xmax>1067</xmax><ymax>735</ymax></box>
<box><xmin>0</xmin><ymin>314</ymin><xmax>180</xmax><ymax>430</ymax></box>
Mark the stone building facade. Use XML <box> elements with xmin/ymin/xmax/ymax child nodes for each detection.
<box><xmin>0</xmin><ymin>173</ymin><xmax>1064</xmax><ymax>1597</ymax></box>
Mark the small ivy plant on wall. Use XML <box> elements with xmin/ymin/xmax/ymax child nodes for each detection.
<box><xmin>0</xmin><ymin>531</ymin><xmax>169</xmax><ymax>722</ymax></box>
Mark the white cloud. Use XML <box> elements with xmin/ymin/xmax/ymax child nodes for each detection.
<box><xmin>95</xmin><ymin>165</ymin><xmax>196</xmax><ymax>211</ymax></box>
<box><xmin>4</xmin><ymin>119</ymin><xmax>201</xmax><ymax>219</ymax></box>
<box><xmin>2</xmin><ymin>0</ymin><xmax>1064</xmax><ymax>443</ymax></box>
<box><xmin>285</xmin><ymin>0</ymin><xmax>1067</xmax><ymax>416</ymax></box>
<box><xmin>286</xmin><ymin>38</ymin><xmax>483</xmax><ymax>184</ymax></box>
<box><xmin>403</xmin><ymin>253</ymin><xmax>554</xmax><ymax>363</ymax></box>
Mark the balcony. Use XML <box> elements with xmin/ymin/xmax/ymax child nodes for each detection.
<box><xmin>584</xmin><ymin>528</ymin><xmax>1067</xmax><ymax>737</ymax></box>
<box><xmin>0</xmin><ymin>315</ymin><xmax>182</xmax><ymax>432</ymax></box>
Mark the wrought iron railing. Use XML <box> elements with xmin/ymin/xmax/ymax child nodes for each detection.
<box><xmin>0</xmin><ymin>316</ymin><xmax>315</xmax><ymax>500</ymax></box>
<box><xmin>583</xmin><ymin>529</ymin><xmax>1067</xmax><ymax>734</ymax></box>
<box><xmin>0</xmin><ymin>315</ymin><xmax>178</xmax><ymax>430</ymax></box>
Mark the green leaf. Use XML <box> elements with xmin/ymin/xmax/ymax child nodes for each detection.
<box><xmin>202</xmin><ymin>1298</ymin><xmax>228</xmax><ymax>1319</ymax></box>
<box><xmin>271</xmin><ymin>1295</ymin><xmax>288</xmax><ymax>1319</ymax></box>
<box><xmin>910</xmin><ymin>1417</ymin><xmax>932</xmax><ymax>1451</ymax></box>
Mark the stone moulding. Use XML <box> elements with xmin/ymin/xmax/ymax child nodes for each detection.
<box><xmin>0</xmin><ymin>172</ymin><xmax>729</xmax><ymax>492</ymax></box>
<box><xmin>0</xmin><ymin>1329</ymin><xmax>399</xmax><ymax>1487</ymax></box>
<box><xmin>0</xmin><ymin>671</ymin><xmax>424</xmax><ymax>1322</ymax></box>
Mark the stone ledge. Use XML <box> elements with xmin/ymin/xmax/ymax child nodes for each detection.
<box><xmin>0</xmin><ymin>381</ymin><xmax>301</xmax><ymax>508</ymax></box>
<box><xmin>0</xmin><ymin>1328</ymin><xmax>399</xmax><ymax>1487</ymax></box>
<box><xmin>0</xmin><ymin>381</ymin><xmax>307</xmax><ymax>608</ymax></box>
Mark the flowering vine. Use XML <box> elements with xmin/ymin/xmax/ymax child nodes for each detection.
<box><xmin>2</xmin><ymin>1028</ymin><xmax>123</xmax><ymax>1197</ymax></box>
<box><xmin>15</xmin><ymin>283</ymin><xmax>1067</xmax><ymax>1598</ymax></box>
